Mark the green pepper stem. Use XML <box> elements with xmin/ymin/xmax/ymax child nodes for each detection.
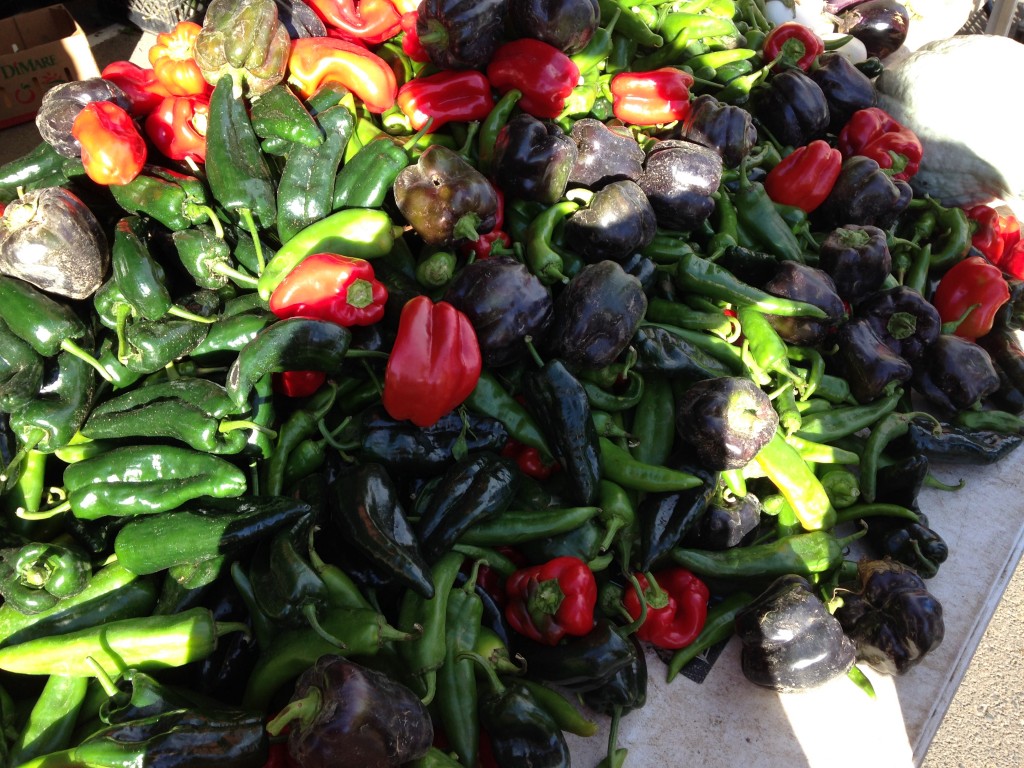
<box><xmin>84</xmin><ymin>656</ymin><xmax>120</xmax><ymax>697</ymax></box>
<box><xmin>239</xmin><ymin>208</ymin><xmax>265</xmax><ymax>273</ymax></box>
<box><xmin>167</xmin><ymin>305</ymin><xmax>217</xmax><ymax>324</ymax></box>
<box><xmin>455</xmin><ymin>650</ymin><xmax>506</xmax><ymax>696</ymax></box>
<box><xmin>16</xmin><ymin>498</ymin><xmax>69</xmax><ymax>521</ymax></box>
<box><xmin>266</xmin><ymin>687</ymin><xmax>321</xmax><ymax>737</ymax></box>
<box><xmin>213</xmin><ymin>262</ymin><xmax>258</xmax><ymax>287</ymax></box>
<box><xmin>60</xmin><ymin>339</ymin><xmax>114</xmax><ymax>383</ymax></box>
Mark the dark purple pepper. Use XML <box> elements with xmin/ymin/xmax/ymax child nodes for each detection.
<box><xmin>814</xmin><ymin>155</ymin><xmax>912</xmax><ymax>230</ymax></box>
<box><xmin>443</xmin><ymin>256</ymin><xmax>554</xmax><ymax>367</ymax></box>
<box><xmin>809</xmin><ymin>52</ymin><xmax>878</xmax><ymax>132</ymax></box>
<box><xmin>493</xmin><ymin>113</ymin><xmax>578</xmax><ymax>205</ymax></box>
<box><xmin>679</xmin><ymin>94</ymin><xmax>758</xmax><ymax>169</ymax></box>
<box><xmin>752</xmin><ymin>69</ymin><xmax>830</xmax><ymax>148</ymax></box>
<box><xmin>416</xmin><ymin>0</ymin><xmax>509</xmax><ymax>69</ymax></box>
<box><xmin>817</xmin><ymin>223</ymin><xmax>892</xmax><ymax>305</ymax></box>
<box><xmin>567</xmin><ymin>118</ymin><xmax>645</xmax><ymax>190</ymax></box>
<box><xmin>637</xmin><ymin>139</ymin><xmax>722</xmax><ymax>232</ymax></box>
<box><xmin>828</xmin><ymin>316</ymin><xmax>914</xmax><ymax>403</ymax></box>
<box><xmin>856</xmin><ymin>285</ymin><xmax>941</xmax><ymax>361</ymax></box>
<box><xmin>507</xmin><ymin>0</ymin><xmax>600</xmax><ymax>54</ymax></box>
<box><xmin>563</xmin><ymin>180</ymin><xmax>657</xmax><ymax>262</ymax></box>
<box><xmin>761</xmin><ymin>261</ymin><xmax>847</xmax><ymax>346</ymax></box>
<box><xmin>911</xmin><ymin>334</ymin><xmax>1000</xmax><ymax>413</ymax></box>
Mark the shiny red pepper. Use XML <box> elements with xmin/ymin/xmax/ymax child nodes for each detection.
<box><xmin>609</xmin><ymin>67</ymin><xmax>694</xmax><ymax>126</ymax></box>
<box><xmin>71</xmin><ymin>101</ymin><xmax>147</xmax><ymax>186</ymax></box>
<box><xmin>1000</xmin><ymin>240</ymin><xmax>1024</xmax><ymax>280</ymax></box>
<box><xmin>144</xmin><ymin>94</ymin><xmax>210</xmax><ymax>162</ymax></box>
<box><xmin>287</xmin><ymin>36</ymin><xmax>398</xmax><ymax>113</ymax></box>
<box><xmin>505</xmin><ymin>556</ymin><xmax>597</xmax><ymax>646</ymax></box>
<box><xmin>397</xmin><ymin>69</ymin><xmax>495</xmax><ymax>132</ymax></box>
<box><xmin>931</xmin><ymin>254</ymin><xmax>1010</xmax><ymax>341</ymax></box>
<box><xmin>501</xmin><ymin>439</ymin><xmax>557</xmax><ymax>481</ymax></box>
<box><xmin>763</xmin><ymin>139</ymin><xmax>843</xmax><ymax>213</ymax></box>
<box><xmin>306</xmin><ymin>0</ymin><xmax>403</xmax><ymax>44</ymax></box>
<box><xmin>101</xmin><ymin>61</ymin><xmax>171</xmax><ymax>117</ymax></box>
<box><xmin>837</xmin><ymin>106</ymin><xmax>923</xmax><ymax>182</ymax></box>
<box><xmin>622</xmin><ymin>567</ymin><xmax>710</xmax><ymax>649</ymax></box>
<box><xmin>269</xmin><ymin>253</ymin><xmax>389</xmax><ymax>327</ymax></box>
<box><xmin>761</xmin><ymin>21</ymin><xmax>825</xmax><ymax>70</ymax></box>
<box><xmin>382</xmin><ymin>295</ymin><xmax>482</xmax><ymax>427</ymax></box>
<box><xmin>966</xmin><ymin>204</ymin><xmax>1021</xmax><ymax>266</ymax></box>
<box><xmin>273</xmin><ymin>370</ymin><xmax>327</xmax><ymax>398</ymax></box>
<box><xmin>486</xmin><ymin>38</ymin><xmax>580</xmax><ymax>120</ymax></box>
<box><xmin>399</xmin><ymin>12</ymin><xmax>430</xmax><ymax>62</ymax></box>
<box><xmin>148</xmin><ymin>21</ymin><xmax>210</xmax><ymax>97</ymax></box>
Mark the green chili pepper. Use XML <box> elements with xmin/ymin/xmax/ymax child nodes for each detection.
<box><xmin>263</xmin><ymin>383</ymin><xmax>337</xmax><ymax>496</ymax></box>
<box><xmin>629</xmin><ymin>373</ymin><xmax>676</xmax><ymax>467</ymax></box>
<box><xmin>597</xmin><ymin>0</ymin><xmax>663</xmax><ymax>47</ymax></box>
<box><xmin>396</xmin><ymin>550</ymin><xmax>465</xmax><ymax>704</ymax></box>
<box><xmin>0</xmin><ymin>276</ymin><xmax>111</xmax><ymax>382</ymax></box>
<box><xmin>205</xmin><ymin>74</ymin><xmax>277</xmax><ymax>234</ymax></box>
<box><xmin>794</xmin><ymin>390</ymin><xmax>902</xmax><ymax>443</ymax></box>
<box><xmin>108</xmin><ymin>166</ymin><xmax>218</xmax><ymax>232</ymax></box>
<box><xmin>478</xmin><ymin>89</ymin><xmax>522</xmax><ymax>175</ymax></box>
<box><xmin>226</xmin><ymin>317</ymin><xmax>353</xmax><ymax>408</ymax></box>
<box><xmin>737</xmin><ymin>306</ymin><xmax>802</xmax><ymax>388</ymax></box>
<box><xmin>257</xmin><ymin>207</ymin><xmax>400</xmax><ymax>300</ymax></box>
<box><xmin>0</xmin><ymin>607</ymin><xmax>244</xmax><ymax>677</ymax></box>
<box><xmin>633</xmin><ymin>10</ymin><xmax>738</xmax><ymax>70</ymax></box>
<box><xmin>784</xmin><ymin>433</ymin><xmax>860</xmax><ymax>465</ymax></box>
<box><xmin>333</xmin><ymin>122</ymin><xmax>431</xmax><ymax>210</ymax></box>
<box><xmin>526</xmin><ymin>200</ymin><xmax>578</xmax><ymax>285</ymax></box>
<box><xmin>753</xmin><ymin>430</ymin><xmax>836</xmax><ymax>530</ymax></box>
<box><xmin>644</xmin><ymin>297</ymin><xmax>741</xmax><ymax>340</ymax></box>
<box><xmin>671</xmin><ymin>529</ymin><xmax>863</xmax><ymax>579</ymax></box>
<box><xmin>674</xmin><ymin>253</ymin><xmax>826</xmax><ymax>317</ymax></box>
<box><xmin>859</xmin><ymin>410</ymin><xmax>940</xmax><ymax>503</ymax></box>
<box><xmin>464</xmin><ymin>370</ymin><xmax>552</xmax><ymax>457</ymax></box>
<box><xmin>276</xmin><ymin>125</ymin><xmax>349</xmax><ymax>244</ymax></box>
<box><xmin>458</xmin><ymin>506</ymin><xmax>603</xmax><ymax>546</ymax></box>
<box><xmin>600</xmin><ymin>436</ymin><xmax>703</xmax><ymax>492</ymax></box>
<box><xmin>171</xmin><ymin>225</ymin><xmax>257</xmax><ymax>291</ymax></box>
<box><xmin>436</xmin><ymin>564</ymin><xmax>483</xmax><ymax>768</ymax></box>
<box><xmin>250</xmin><ymin>82</ymin><xmax>323</xmax><ymax>147</ymax></box>
<box><xmin>56</xmin><ymin>444</ymin><xmax>247</xmax><ymax>520</ymax></box>
<box><xmin>7</xmin><ymin>674</ymin><xmax>89</xmax><ymax>765</ymax></box>
<box><xmin>666</xmin><ymin>591</ymin><xmax>753</xmax><ymax>681</ymax></box>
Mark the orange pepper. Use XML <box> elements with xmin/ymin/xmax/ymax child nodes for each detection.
<box><xmin>286</xmin><ymin>36</ymin><xmax>397</xmax><ymax>113</ymax></box>
<box><xmin>72</xmin><ymin>101</ymin><xmax>147</xmax><ymax>186</ymax></box>
<box><xmin>148</xmin><ymin>21</ymin><xmax>210</xmax><ymax>97</ymax></box>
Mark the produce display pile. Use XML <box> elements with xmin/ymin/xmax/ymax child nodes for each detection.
<box><xmin>1</xmin><ymin>0</ymin><xmax>1024</xmax><ymax>765</ymax></box>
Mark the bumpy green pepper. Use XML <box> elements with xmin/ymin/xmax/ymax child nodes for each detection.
<box><xmin>193</xmin><ymin>0</ymin><xmax>290</xmax><ymax>98</ymax></box>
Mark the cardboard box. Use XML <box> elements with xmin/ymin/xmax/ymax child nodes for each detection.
<box><xmin>0</xmin><ymin>4</ymin><xmax>101</xmax><ymax>129</ymax></box>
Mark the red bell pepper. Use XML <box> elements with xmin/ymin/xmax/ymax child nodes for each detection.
<box><xmin>761</xmin><ymin>21</ymin><xmax>825</xmax><ymax>70</ymax></box>
<box><xmin>837</xmin><ymin>106</ymin><xmax>924</xmax><ymax>182</ymax></box>
<box><xmin>306</xmin><ymin>0</ymin><xmax>403</xmax><ymax>44</ymax></box>
<box><xmin>273</xmin><ymin>370</ymin><xmax>328</xmax><ymax>398</ymax></box>
<box><xmin>269</xmin><ymin>253</ymin><xmax>388</xmax><ymax>327</ymax></box>
<box><xmin>101</xmin><ymin>61</ymin><xmax>171</xmax><ymax>117</ymax></box>
<box><xmin>396</xmin><ymin>69</ymin><xmax>495</xmax><ymax>132</ymax></box>
<box><xmin>71</xmin><ymin>101</ymin><xmax>147</xmax><ymax>186</ymax></box>
<box><xmin>763</xmin><ymin>139</ymin><xmax>843</xmax><ymax>213</ymax></box>
<box><xmin>382</xmin><ymin>296</ymin><xmax>482</xmax><ymax>427</ymax></box>
<box><xmin>931</xmin><ymin>254</ymin><xmax>1010</xmax><ymax>341</ymax></box>
<box><xmin>399</xmin><ymin>12</ymin><xmax>430</xmax><ymax>62</ymax></box>
<box><xmin>622</xmin><ymin>567</ymin><xmax>710</xmax><ymax>649</ymax></box>
<box><xmin>148</xmin><ymin>21</ymin><xmax>210</xmax><ymax>97</ymax></box>
<box><xmin>966</xmin><ymin>204</ymin><xmax>1021</xmax><ymax>266</ymax></box>
<box><xmin>144</xmin><ymin>94</ymin><xmax>210</xmax><ymax>163</ymax></box>
<box><xmin>287</xmin><ymin>36</ymin><xmax>398</xmax><ymax>113</ymax></box>
<box><xmin>486</xmin><ymin>38</ymin><xmax>581</xmax><ymax>120</ymax></box>
<box><xmin>1000</xmin><ymin>239</ymin><xmax>1024</xmax><ymax>280</ymax></box>
<box><xmin>505</xmin><ymin>556</ymin><xmax>597</xmax><ymax>646</ymax></box>
<box><xmin>609</xmin><ymin>67</ymin><xmax>694</xmax><ymax>126</ymax></box>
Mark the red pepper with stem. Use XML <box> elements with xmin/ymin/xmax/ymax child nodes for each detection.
<box><xmin>505</xmin><ymin>556</ymin><xmax>597</xmax><ymax>646</ymax></box>
<box><xmin>269</xmin><ymin>253</ymin><xmax>389</xmax><ymax>327</ymax></box>
<box><xmin>144</xmin><ymin>94</ymin><xmax>210</xmax><ymax>163</ymax></box>
<box><xmin>72</xmin><ymin>101</ymin><xmax>147</xmax><ymax>186</ymax></box>
<box><xmin>931</xmin><ymin>254</ymin><xmax>1010</xmax><ymax>341</ymax></box>
<box><xmin>501</xmin><ymin>439</ymin><xmax>558</xmax><ymax>481</ymax></box>
<box><xmin>399</xmin><ymin>12</ymin><xmax>430</xmax><ymax>62</ymax></box>
<box><xmin>487</xmin><ymin>38</ymin><xmax>581</xmax><ymax>120</ymax></box>
<box><xmin>101</xmin><ymin>61</ymin><xmax>171</xmax><ymax>116</ymax></box>
<box><xmin>609</xmin><ymin>67</ymin><xmax>694</xmax><ymax>126</ymax></box>
<box><xmin>966</xmin><ymin>204</ymin><xmax>1021</xmax><ymax>266</ymax></box>
<box><xmin>622</xmin><ymin>567</ymin><xmax>710</xmax><ymax>649</ymax></box>
<box><xmin>306</xmin><ymin>0</ymin><xmax>403</xmax><ymax>44</ymax></box>
<box><xmin>837</xmin><ymin>106</ymin><xmax>923</xmax><ymax>182</ymax></box>
<box><xmin>397</xmin><ymin>69</ymin><xmax>495</xmax><ymax>132</ymax></box>
<box><xmin>382</xmin><ymin>295</ymin><xmax>482</xmax><ymax>427</ymax></box>
<box><xmin>761</xmin><ymin>21</ymin><xmax>825</xmax><ymax>70</ymax></box>
<box><xmin>763</xmin><ymin>139</ymin><xmax>842</xmax><ymax>213</ymax></box>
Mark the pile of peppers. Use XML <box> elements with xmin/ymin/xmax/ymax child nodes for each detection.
<box><xmin>0</xmin><ymin>0</ymin><xmax>1022</xmax><ymax>765</ymax></box>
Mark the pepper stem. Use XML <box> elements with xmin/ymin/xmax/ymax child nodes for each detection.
<box><xmin>239</xmin><ymin>208</ymin><xmax>265</xmax><ymax>274</ymax></box>
<box><xmin>84</xmin><ymin>656</ymin><xmax>120</xmax><ymax>697</ymax></box>
<box><xmin>60</xmin><ymin>340</ymin><xmax>114</xmax><ymax>383</ymax></box>
<box><xmin>346</xmin><ymin>278</ymin><xmax>375</xmax><ymax>309</ymax></box>
<box><xmin>455</xmin><ymin>650</ymin><xmax>506</xmax><ymax>697</ymax></box>
<box><xmin>266</xmin><ymin>687</ymin><xmax>322</xmax><ymax>737</ymax></box>
<box><xmin>302</xmin><ymin>602</ymin><xmax>348</xmax><ymax>649</ymax></box>
<box><xmin>620</xmin><ymin>571</ymin><xmax>649</xmax><ymax>635</ymax></box>
<box><xmin>167</xmin><ymin>305</ymin><xmax>217</xmax><ymax>324</ymax></box>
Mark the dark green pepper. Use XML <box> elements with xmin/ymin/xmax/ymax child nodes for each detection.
<box><xmin>108</xmin><ymin>166</ymin><xmax>218</xmax><ymax>232</ymax></box>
